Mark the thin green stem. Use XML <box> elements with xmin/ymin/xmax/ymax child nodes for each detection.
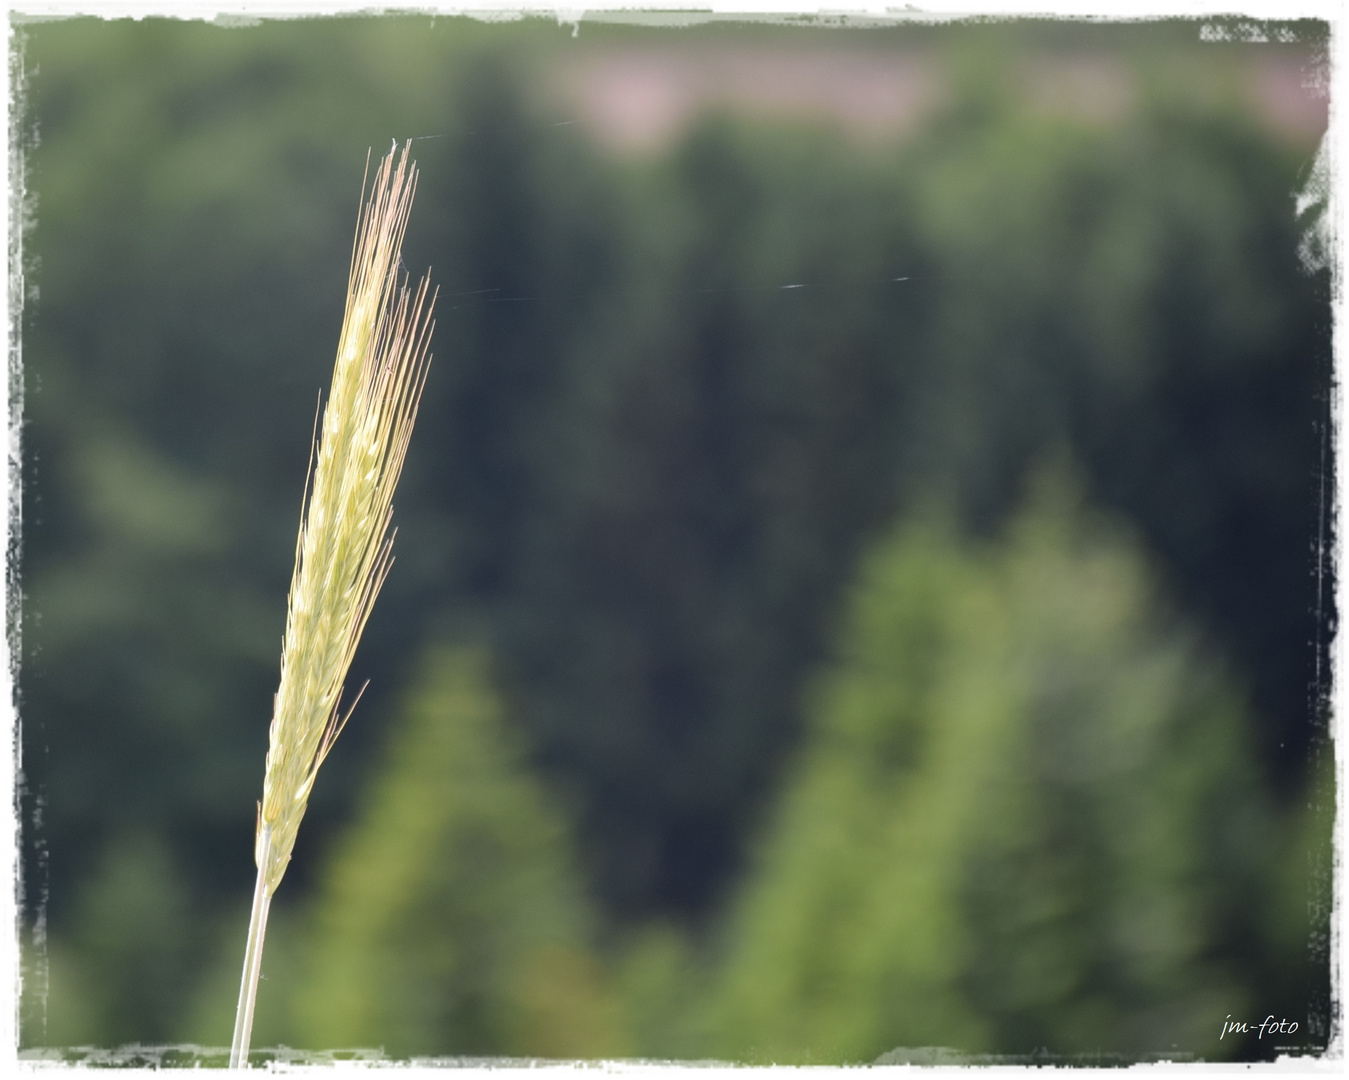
<box><xmin>230</xmin><ymin>828</ymin><xmax>274</xmax><ymax>1068</ymax></box>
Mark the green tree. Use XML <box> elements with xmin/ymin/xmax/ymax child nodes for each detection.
<box><xmin>290</xmin><ymin>644</ymin><xmax>625</xmax><ymax>1059</ymax></box>
<box><xmin>36</xmin><ymin>831</ymin><xmax>197</xmax><ymax>1047</ymax></box>
<box><xmin>901</xmin><ymin>68</ymin><xmax>1330</xmax><ymax>790</ymax></box>
<box><xmin>496</xmin><ymin>115</ymin><xmax>926</xmax><ymax>921</ymax></box>
<box><xmin>710</xmin><ymin>466</ymin><xmax>1298</xmax><ymax>1061</ymax></box>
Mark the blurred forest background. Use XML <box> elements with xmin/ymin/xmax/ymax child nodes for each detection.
<box><xmin>14</xmin><ymin>14</ymin><xmax>1335</xmax><ymax>1063</ymax></box>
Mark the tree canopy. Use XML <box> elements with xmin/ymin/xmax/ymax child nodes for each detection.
<box><xmin>16</xmin><ymin>15</ymin><xmax>1332</xmax><ymax>1058</ymax></box>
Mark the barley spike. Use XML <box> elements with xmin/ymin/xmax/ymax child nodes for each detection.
<box><xmin>230</xmin><ymin>141</ymin><xmax>435</xmax><ymax>1067</ymax></box>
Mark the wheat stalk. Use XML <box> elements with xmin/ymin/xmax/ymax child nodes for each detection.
<box><xmin>229</xmin><ymin>142</ymin><xmax>436</xmax><ymax>1068</ymax></box>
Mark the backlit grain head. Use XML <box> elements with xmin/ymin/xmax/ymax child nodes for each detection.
<box><xmin>257</xmin><ymin>142</ymin><xmax>436</xmax><ymax>894</ymax></box>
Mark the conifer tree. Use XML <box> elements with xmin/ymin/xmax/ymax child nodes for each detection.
<box><xmin>711</xmin><ymin>466</ymin><xmax>1290</xmax><ymax>1061</ymax></box>
<box><xmin>293</xmin><ymin>645</ymin><xmax>624</xmax><ymax>1059</ymax></box>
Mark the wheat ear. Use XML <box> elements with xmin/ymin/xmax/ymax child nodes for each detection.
<box><xmin>230</xmin><ymin>142</ymin><xmax>436</xmax><ymax>1068</ymax></box>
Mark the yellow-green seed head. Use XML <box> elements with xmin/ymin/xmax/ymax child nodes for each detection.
<box><xmin>257</xmin><ymin>142</ymin><xmax>435</xmax><ymax>894</ymax></box>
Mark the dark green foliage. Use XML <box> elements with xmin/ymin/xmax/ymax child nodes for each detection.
<box><xmin>15</xmin><ymin>16</ymin><xmax>1330</xmax><ymax>1053</ymax></box>
<box><xmin>901</xmin><ymin>95</ymin><xmax>1332</xmax><ymax>788</ymax></box>
<box><xmin>492</xmin><ymin>117</ymin><xmax>926</xmax><ymax>919</ymax></box>
<box><xmin>709</xmin><ymin>471</ymin><xmax>1310</xmax><ymax>1062</ymax></box>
